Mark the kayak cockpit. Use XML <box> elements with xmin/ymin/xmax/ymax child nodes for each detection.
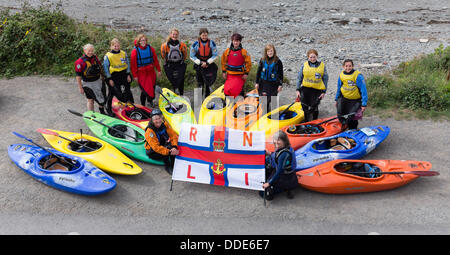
<box><xmin>287</xmin><ymin>124</ymin><xmax>324</xmax><ymax>135</ymax></box>
<box><xmin>125</xmin><ymin>108</ymin><xmax>151</xmax><ymax>120</ymax></box>
<box><xmin>335</xmin><ymin>162</ymin><xmax>382</xmax><ymax>178</ymax></box>
<box><xmin>68</xmin><ymin>139</ymin><xmax>102</xmax><ymax>153</ymax></box>
<box><xmin>38</xmin><ymin>154</ymin><xmax>79</xmax><ymax>172</ymax></box>
<box><xmin>206</xmin><ymin>97</ymin><xmax>227</xmax><ymax>110</ymax></box>
<box><xmin>165</xmin><ymin>102</ymin><xmax>187</xmax><ymax>114</ymax></box>
<box><xmin>107</xmin><ymin>125</ymin><xmax>144</xmax><ymax>142</ymax></box>
<box><xmin>312</xmin><ymin>137</ymin><xmax>357</xmax><ymax>151</ymax></box>
<box><xmin>267</xmin><ymin>110</ymin><xmax>297</xmax><ymax>120</ymax></box>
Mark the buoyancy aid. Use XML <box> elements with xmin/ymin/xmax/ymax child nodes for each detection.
<box><xmin>226</xmin><ymin>48</ymin><xmax>245</xmax><ymax>73</ymax></box>
<box><xmin>196</xmin><ymin>39</ymin><xmax>212</xmax><ymax>61</ymax></box>
<box><xmin>340</xmin><ymin>70</ymin><xmax>362</xmax><ymax>100</ymax></box>
<box><xmin>81</xmin><ymin>55</ymin><xmax>101</xmax><ymax>81</ymax></box>
<box><xmin>302</xmin><ymin>61</ymin><xmax>326</xmax><ymax>90</ymax></box>
<box><xmin>135</xmin><ymin>45</ymin><xmax>154</xmax><ymax>67</ymax></box>
<box><xmin>144</xmin><ymin>123</ymin><xmax>170</xmax><ymax>151</ymax></box>
<box><xmin>260</xmin><ymin>59</ymin><xmax>278</xmax><ymax>82</ymax></box>
<box><xmin>106</xmin><ymin>50</ymin><xmax>128</xmax><ymax>73</ymax></box>
<box><xmin>166</xmin><ymin>41</ymin><xmax>183</xmax><ymax>62</ymax></box>
<box><xmin>270</xmin><ymin>147</ymin><xmax>297</xmax><ymax>173</ymax></box>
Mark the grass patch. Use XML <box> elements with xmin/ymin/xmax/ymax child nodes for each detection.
<box><xmin>0</xmin><ymin>4</ymin><xmax>289</xmax><ymax>93</ymax></box>
<box><xmin>366</xmin><ymin>44</ymin><xmax>450</xmax><ymax>120</ymax></box>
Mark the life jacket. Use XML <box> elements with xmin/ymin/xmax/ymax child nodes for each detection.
<box><xmin>135</xmin><ymin>45</ymin><xmax>154</xmax><ymax>67</ymax></box>
<box><xmin>302</xmin><ymin>61</ymin><xmax>325</xmax><ymax>90</ymax></box>
<box><xmin>145</xmin><ymin>123</ymin><xmax>169</xmax><ymax>151</ymax></box>
<box><xmin>226</xmin><ymin>48</ymin><xmax>245</xmax><ymax>73</ymax></box>
<box><xmin>195</xmin><ymin>39</ymin><xmax>212</xmax><ymax>62</ymax></box>
<box><xmin>260</xmin><ymin>59</ymin><xmax>278</xmax><ymax>82</ymax></box>
<box><xmin>81</xmin><ymin>55</ymin><xmax>101</xmax><ymax>80</ymax></box>
<box><xmin>166</xmin><ymin>42</ymin><xmax>183</xmax><ymax>62</ymax></box>
<box><xmin>340</xmin><ymin>70</ymin><xmax>361</xmax><ymax>100</ymax></box>
<box><xmin>270</xmin><ymin>147</ymin><xmax>296</xmax><ymax>173</ymax></box>
<box><xmin>105</xmin><ymin>50</ymin><xmax>128</xmax><ymax>73</ymax></box>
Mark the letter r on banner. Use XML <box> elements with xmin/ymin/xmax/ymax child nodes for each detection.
<box><xmin>189</xmin><ymin>127</ymin><xmax>197</xmax><ymax>141</ymax></box>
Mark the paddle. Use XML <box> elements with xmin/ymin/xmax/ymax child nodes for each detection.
<box><xmin>345</xmin><ymin>171</ymin><xmax>439</xmax><ymax>177</ymax></box>
<box><xmin>309</xmin><ymin>111</ymin><xmax>357</xmax><ymax>128</ymax></box>
<box><xmin>36</xmin><ymin>128</ymin><xmax>96</xmax><ymax>152</ymax></box>
<box><xmin>12</xmin><ymin>131</ymin><xmax>76</xmax><ymax>168</ymax></box>
<box><xmin>155</xmin><ymin>87</ymin><xmax>178</xmax><ymax>112</ymax></box>
<box><xmin>67</xmin><ymin>109</ymin><xmax>139</xmax><ymax>142</ymax></box>
<box><xmin>278</xmin><ymin>101</ymin><xmax>296</xmax><ymax>120</ymax></box>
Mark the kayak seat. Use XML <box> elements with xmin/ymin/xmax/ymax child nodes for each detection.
<box><xmin>69</xmin><ymin>139</ymin><xmax>102</xmax><ymax>153</ymax></box>
<box><xmin>39</xmin><ymin>155</ymin><xmax>71</xmax><ymax>171</ymax></box>
<box><xmin>331</xmin><ymin>145</ymin><xmax>346</xmax><ymax>150</ymax></box>
<box><xmin>287</xmin><ymin>125</ymin><xmax>324</xmax><ymax>134</ymax></box>
<box><xmin>126</xmin><ymin>109</ymin><xmax>151</xmax><ymax>120</ymax></box>
<box><xmin>236</xmin><ymin>104</ymin><xmax>257</xmax><ymax>117</ymax></box>
<box><xmin>165</xmin><ymin>103</ymin><xmax>187</xmax><ymax>114</ymax></box>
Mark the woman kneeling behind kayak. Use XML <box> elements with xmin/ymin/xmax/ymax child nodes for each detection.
<box><xmin>261</xmin><ymin>131</ymin><xmax>298</xmax><ymax>200</ymax></box>
<box><xmin>144</xmin><ymin>109</ymin><xmax>179</xmax><ymax>174</ymax></box>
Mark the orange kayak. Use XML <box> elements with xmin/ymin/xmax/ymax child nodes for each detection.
<box><xmin>297</xmin><ymin>159</ymin><xmax>434</xmax><ymax>194</ymax></box>
<box><xmin>225</xmin><ymin>89</ymin><xmax>262</xmax><ymax>131</ymax></box>
<box><xmin>266</xmin><ymin>115</ymin><xmax>344</xmax><ymax>152</ymax></box>
<box><xmin>111</xmin><ymin>97</ymin><xmax>152</xmax><ymax>129</ymax></box>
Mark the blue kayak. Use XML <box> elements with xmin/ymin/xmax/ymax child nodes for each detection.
<box><xmin>295</xmin><ymin>126</ymin><xmax>390</xmax><ymax>171</ymax></box>
<box><xmin>8</xmin><ymin>144</ymin><xmax>116</xmax><ymax>196</ymax></box>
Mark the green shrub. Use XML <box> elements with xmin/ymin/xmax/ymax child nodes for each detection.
<box><xmin>366</xmin><ymin>44</ymin><xmax>450</xmax><ymax>118</ymax></box>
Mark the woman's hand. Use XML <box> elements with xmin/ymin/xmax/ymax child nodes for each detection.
<box><xmin>361</xmin><ymin>106</ymin><xmax>366</xmax><ymax>112</ymax></box>
<box><xmin>319</xmin><ymin>92</ymin><xmax>325</xmax><ymax>100</ymax></box>
<box><xmin>262</xmin><ymin>183</ymin><xmax>270</xmax><ymax>189</ymax></box>
<box><xmin>255</xmin><ymin>83</ymin><xmax>259</xmax><ymax>90</ymax></box>
<box><xmin>157</xmin><ymin>71</ymin><xmax>162</xmax><ymax>78</ymax></box>
<box><xmin>278</xmin><ymin>86</ymin><xmax>282</xmax><ymax>93</ymax></box>
<box><xmin>222</xmin><ymin>72</ymin><xmax>227</xmax><ymax>80</ymax></box>
<box><xmin>109</xmin><ymin>80</ymin><xmax>114</xmax><ymax>87</ymax></box>
<box><xmin>79</xmin><ymin>87</ymin><xmax>84</xmax><ymax>95</ymax></box>
<box><xmin>296</xmin><ymin>90</ymin><xmax>300</xmax><ymax>99</ymax></box>
<box><xmin>170</xmin><ymin>148</ymin><xmax>179</xmax><ymax>156</ymax></box>
<box><xmin>127</xmin><ymin>75</ymin><xmax>132</xmax><ymax>83</ymax></box>
<box><xmin>242</xmin><ymin>74</ymin><xmax>248</xmax><ymax>80</ymax></box>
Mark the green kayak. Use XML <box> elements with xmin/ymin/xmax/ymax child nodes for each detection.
<box><xmin>82</xmin><ymin>111</ymin><xmax>164</xmax><ymax>165</ymax></box>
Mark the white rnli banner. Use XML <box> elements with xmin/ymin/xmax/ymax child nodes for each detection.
<box><xmin>173</xmin><ymin>124</ymin><xmax>265</xmax><ymax>191</ymax></box>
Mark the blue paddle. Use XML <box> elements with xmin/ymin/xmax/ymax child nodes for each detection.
<box><xmin>12</xmin><ymin>131</ymin><xmax>76</xmax><ymax>167</ymax></box>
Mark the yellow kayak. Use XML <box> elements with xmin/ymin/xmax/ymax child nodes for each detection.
<box><xmin>40</xmin><ymin>129</ymin><xmax>142</xmax><ymax>175</ymax></box>
<box><xmin>250</xmin><ymin>102</ymin><xmax>304</xmax><ymax>137</ymax></box>
<box><xmin>198</xmin><ymin>85</ymin><xmax>233</xmax><ymax>126</ymax></box>
<box><xmin>158</xmin><ymin>88</ymin><xmax>196</xmax><ymax>134</ymax></box>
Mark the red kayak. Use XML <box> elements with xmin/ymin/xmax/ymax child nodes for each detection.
<box><xmin>266</xmin><ymin>115</ymin><xmax>344</xmax><ymax>152</ymax></box>
<box><xmin>297</xmin><ymin>159</ymin><xmax>437</xmax><ymax>194</ymax></box>
<box><xmin>111</xmin><ymin>97</ymin><xmax>152</xmax><ymax>129</ymax></box>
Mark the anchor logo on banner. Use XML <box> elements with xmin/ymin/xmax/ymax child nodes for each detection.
<box><xmin>211</xmin><ymin>158</ymin><xmax>226</xmax><ymax>175</ymax></box>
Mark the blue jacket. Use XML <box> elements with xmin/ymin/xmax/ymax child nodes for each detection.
<box><xmin>335</xmin><ymin>71</ymin><xmax>368</xmax><ymax>107</ymax></box>
<box><xmin>268</xmin><ymin>147</ymin><xmax>296</xmax><ymax>185</ymax></box>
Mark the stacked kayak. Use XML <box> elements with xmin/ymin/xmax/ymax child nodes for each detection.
<box><xmin>266</xmin><ymin>115</ymin><xmax>344</xmax><ymax>152</ymax></box>
<box><xmin>297</xmin><ymin>159</ymin><xmax>436</xmax><ymax>194</ymax></box>
<box><xmin>82</xmin><ymin>111</ymin><xmax>164</xmax><ymax>165</ymax></box>
<box><xmin>225</xmin><ymin>89</ymin><xmax>262</xmax><ymax>131</ymax></box>
<box><xmin>250</xmin><ymin>102</ymin><xmax>304</xmax><ymax>138</ymax></box>
<box><xmin>40</xmin><ymin>129</ymin><xmax>142</xmax><ymax>175</ymax></box>
<box><xmin>198</xmin><ymin>85</ymin><xmax>233</xmax><ymax>126</ymax></box>
<box><xmin>8</xmin><ymin>143</ymin><xmax>116</xmax><ymax>195</ymax></box>
<box><xmin>158</xmin><ymin>88</ymin><xmax>196</xmax><ymax>134</ymax></box>
<box><xmin>295</xmin><ymin>126</ymin><xmax>390</xmax><ymax>171</ymax></box>
<box><xmin>111</xmin><ymin>96</ymin><xmax>152</xmax><ymax>129</ymax></box>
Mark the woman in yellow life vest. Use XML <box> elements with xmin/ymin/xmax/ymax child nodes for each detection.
<box><xmin>296</xmin><ymin>49</ymin><xmax>328</xmax><ymax>122</ymax></box>
<box><xmin>335</xmin><ymin>59</ymin><xmax>368</xmax><ymax>130</ymax></box>
<box><xmin>103</xmin><ymin>38</ymin><xmax>133</xmax><ymax>115</ymax></box>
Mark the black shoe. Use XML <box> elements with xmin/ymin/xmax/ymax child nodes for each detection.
<box><xmin>286</xmin><ymin>190</ymin><xmax>294</xmax><ymax>199</ymax></box>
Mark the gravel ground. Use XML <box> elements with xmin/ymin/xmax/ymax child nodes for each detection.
<box><xmin>0</xmin><ymin>0</ymin><xmax>449</xmax><ymax>235</ymax></box>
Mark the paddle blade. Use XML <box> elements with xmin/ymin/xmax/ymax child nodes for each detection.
<box><xmin>67</xmin><ymin>109</ymin><xmax>83</xmax><ymax>117</ymax></box>
<box><xmin>404</xmin><ymin>171</ymin><xmax>440</xmax><ymax>176</ymax></box>
<box><xmin>36</xmin><ymin>128</ymin><xmax>58</xmax><ymax>136</ymax></box>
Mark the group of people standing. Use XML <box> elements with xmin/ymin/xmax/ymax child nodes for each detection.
<box><xmin>74</xmin><ymin>28</ymin><xmax>369</xmax><ymax>201</ymax></box>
